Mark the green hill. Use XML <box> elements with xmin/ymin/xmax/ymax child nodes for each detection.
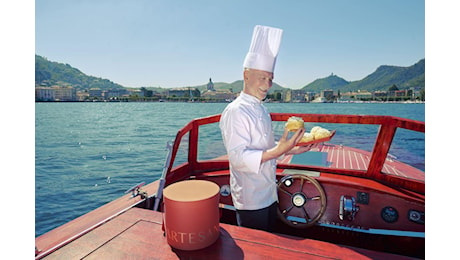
<box><xmin>300</xmin><ymin>59</ymin><xmax>424</xmax><ymax>93</ymax></box>
<box><xmin>35</xmin><ymin>55</ymin><xmax>125</xmax><ymax>91</ymax></box>
<box><xmin>301</xmin><ymin>74</ymin><xmax>349</xmax><ymax>92</ymax></box>
<box><xmin>340</xmin><ymin>59</ymin><xmax>425</xmax><ymax>92</ymax></box>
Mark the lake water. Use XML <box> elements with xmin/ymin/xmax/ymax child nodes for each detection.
<box><xmin>35</xmin><ymin>102</ymin><xmax>425</xmax><ymax>237</ymax></box>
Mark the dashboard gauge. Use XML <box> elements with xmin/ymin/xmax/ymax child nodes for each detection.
<box><xmin>381</xmin><ymin>206</ymin><xmax>398</xmax><ymax>223</ymax></box>
<box><xmin>408</xmin><ymin>209</ymin><xmax>425</xmax><ymax>224</ymax></box>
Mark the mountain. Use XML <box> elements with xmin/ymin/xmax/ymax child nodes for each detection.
<box><xmin>301</xmin><ymin>74</ymin><xmax>349</xmax><ymax>92</ymax></box>
<box><xmin>35</xmin><ymin>55</ymin><xmax>125</xmax><ymax>91</ymax></box>
<box><xmin>300</xmin><ymin>59</ymin><xmax>424</xmax><ymax>93</ymax></box>
<box><xmin>339</xmin><ymin>59</ymin><xmax>425</xmax><ymax>92</ymax></box>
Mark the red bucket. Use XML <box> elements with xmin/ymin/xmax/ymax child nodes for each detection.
<box><xmin>163</xmin><ymin>180</ymin><xmax>220</xmax><ymax>250</ymax></box>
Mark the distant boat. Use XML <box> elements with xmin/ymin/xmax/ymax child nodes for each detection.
<box><xmin>311</xmin><ymin>97</ymin><xmax>327</xmax><ymax>103</ymax></box>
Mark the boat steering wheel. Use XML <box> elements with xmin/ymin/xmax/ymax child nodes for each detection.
<box><xmin>277</xmin><ymin>174</ymin><xmax>326</xmax><ymax>228</ymax></box>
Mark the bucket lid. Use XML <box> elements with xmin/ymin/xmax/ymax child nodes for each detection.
<box><xmin>163</xmin><ymin>180</ymin><xmax>219</xmax><ymax>202</ymax></box>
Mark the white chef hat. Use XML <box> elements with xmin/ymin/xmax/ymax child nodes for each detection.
<box><xmin>243</xmin><ymin>25</ymin><xmax>283</xmax><ymax>73</ymax></box>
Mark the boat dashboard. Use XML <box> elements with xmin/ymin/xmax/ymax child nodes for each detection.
<box><xmin>191</xmin><ymin>170</ymin><xmax>424</xmax><ymax>257</ymax></box>
<box><xmin>195</xmin><ymin>171</ymin><xmax>424</xmax><ymax>236</ymax></box>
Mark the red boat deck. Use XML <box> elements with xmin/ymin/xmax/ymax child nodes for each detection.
<box><xmin>41</xmin><ymin>207</ymin><xmax>416</xmax><ymax>260</ymax></box>
<box><xmin>319</xmin><ymin>144</ymin><xmax>424</xmax><ymax>180</ymax></box>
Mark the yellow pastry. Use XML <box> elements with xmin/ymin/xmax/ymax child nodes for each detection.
<box><xmin>285</xmin><ymin>116</ymin><xmax>305</xmax><ymax>132</ymax></box>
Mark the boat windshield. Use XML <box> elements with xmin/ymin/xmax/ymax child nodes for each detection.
<box><xmin>272</xmin><ymin>121</ymin><xmax>424</xmax><ymax>182</ymax></box>
<box><xmin>170</xmin><ymin>114</ymin><xmax>424</xmax><ymax>185</ymax></box>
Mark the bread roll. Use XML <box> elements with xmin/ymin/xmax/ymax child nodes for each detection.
<box><xmin>285</xmin><ymin>116</ymin><xmax>305</xmax><ymax>132</ymax></box>
<box><xmin>300</xmin><ymin>132</ymin><xmax>314</xmax><ymax>143</ymax></box>
<box><xmin>313</xmin><ymin>128</ymin><xmax>331</xmax><ymax>139</ymax></box>
<box><xmin>310</xmin><ymin>126</ymin><xmax>322</xmax><ymax>135</ymax></box>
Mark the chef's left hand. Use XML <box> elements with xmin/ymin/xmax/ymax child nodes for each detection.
<box><xmin>287</xmin><ymin>143</ymin><xmax>318</xmax><ymax>155</ymax></box>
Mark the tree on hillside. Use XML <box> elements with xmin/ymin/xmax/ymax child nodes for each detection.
<box><xmin>420</xmin><ymin>88</ymin><xmax>425</xmax><ymax>101</ymax></box>
<box><xmin>389</xmin><ymin>84</ymin><xmax>399</xmax><ymax>91</ymax></box>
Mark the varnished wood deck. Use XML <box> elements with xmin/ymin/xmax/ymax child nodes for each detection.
<box><xmin>318</xmin><ymin>144</ymin><xmax>424</xmax><ymax>180</ymax></box>
<box><xmin>41</xmin><ymin>207</ymin><xmax>417</xmax><ymax>260</ymax></box>
<box><xmin>35</xmin><ymin>181</ymin><xmax>160</xmax><ymax>259</ymax></box>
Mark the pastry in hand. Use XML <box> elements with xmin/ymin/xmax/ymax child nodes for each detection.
<box><xmin>310</xmin><ymin>126</ymin><xmax>322</xmax><ymax>135</ymax></box>
<box><xmin>300</xmin><ymin>132</ymin><xmax>315</xmax><ymax>143</ymax></box>
<box><xmin>285</xmin><ymin>116</ymin><xmax>305</xmax><ymax>132</ymax></box>
<box><xmin>313</xmin><ymin>128</ymin><xmax>331</xmax><ymax>139</ymax></box>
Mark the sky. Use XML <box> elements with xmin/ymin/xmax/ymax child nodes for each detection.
<box><xmin>34</xmin><ymin>0</ymin><xmax>425</xmax><ymax>89</ymax></box>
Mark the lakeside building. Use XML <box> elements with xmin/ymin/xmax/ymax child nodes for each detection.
<box><xmin>207</xmin><ymin>78</ymin><xmax>215</xmax><ymax>91</ymax></box>
<box><xmin>321</xmin><ymin>90</ymin><xmax>334</xmax><ymax>100</ymax></box>
<box><xmin>35</xmin><ymin>87</ymin><xmax>54</xmax><ymax>101</ymax></box>
<box><xmin>77</xmin><ymin>91</ymin><xmax>89</xmax><ymax>101</ymax></box>
<box><xmin>305</xmin><ymin>92</ymin><xmax>316</xmax><ymax>102</ymax></box>
<box><xmin>201</xmin><ymin>89</ymin><xmax>235</xmax><ymax>102</ymax></box>
<box><xmin>290</xmin><ymin>89</ymin><xmax>307</xmax><ymax>102</ymax></box>
<box><xmin>167</xmin><ymin>88</ymin><xmax>200</xmax><ymax>98</ymax></box>
<box><xmin>36</xmin><ymin>86</ymin><xmax>76</xmax><ymax>101</ymax></box>
<box><xmin>374</xmin><ymin>91</ymin><xmax>388</xmax><ymax>100</ymax></box>
<box><xmin>283</xmin><ymin>89</ymin><xmax>308</xmax><ymax>102</ymax></box>
<box><xmin>104</xmin><ymin>88</ymin><xmax>129</xmax><ymax>99</ymax></box>
<box><xmin>284</xmin><ymin>89</ymin><xmax>334</xmax><ymax>103</ymax></box>
<box><xmin>88</xmin><ymin>88</ymin><xmax>102</xmax><ymax>99</ymax></box>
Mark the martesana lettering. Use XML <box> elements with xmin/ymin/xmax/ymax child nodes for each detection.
<box><xmin>166</xmin><ymin>224</ymin><xmax>220</xmax><ymax>244</ymax></box>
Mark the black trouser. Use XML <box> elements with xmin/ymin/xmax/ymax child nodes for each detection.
<box><xmin>235</xmin><ymin>202</ymin><xmax>278</xmax><ymax>232</ymax></box>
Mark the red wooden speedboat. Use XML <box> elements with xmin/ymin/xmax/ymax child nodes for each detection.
<box><xmin>35</xmin><ymin>113</ymin><xmax>425</xmax><ymax>259</ymax></box>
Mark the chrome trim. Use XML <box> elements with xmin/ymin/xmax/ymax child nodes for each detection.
<box><xmin>219</xmin><ymin>203</ymin><xmax>236</xmax><ymax>211</ymax></box>
<box><xmin>317</xmin><ymin>223</ymin><xmax>424</xmax><ymax>238</ymax></box>
<box><xmin>339</xmin><ymin>195</ymin><xmax>359</xmax><ymax>221</ymax></box>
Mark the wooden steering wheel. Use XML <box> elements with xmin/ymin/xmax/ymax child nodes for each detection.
<box><xmin>277</xmin><ymin>174</ymin><xmax>327</xmax><ymax>228</ymax></box>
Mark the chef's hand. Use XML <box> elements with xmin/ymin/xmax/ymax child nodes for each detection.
<box><xmin>261</xmin><ymin>128</ymin><xmax>305</xmax><ymax>162</ymax></box>
<box><xmin>287</xmin><ymin>143</ymin><xmax>318</xmax><ymax>155</ymax></box>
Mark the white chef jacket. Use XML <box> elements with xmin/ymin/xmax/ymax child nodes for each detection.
<box><xmin>219</xmin><ymin>92</ymin><xmax>278</xmax><ymax>210</ymax></box>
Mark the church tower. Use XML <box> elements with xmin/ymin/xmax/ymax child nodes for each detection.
<box><xmin>207</xmin><ymin>78</ymin><xmax>215</xmax><ymax>91</ymax></box>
